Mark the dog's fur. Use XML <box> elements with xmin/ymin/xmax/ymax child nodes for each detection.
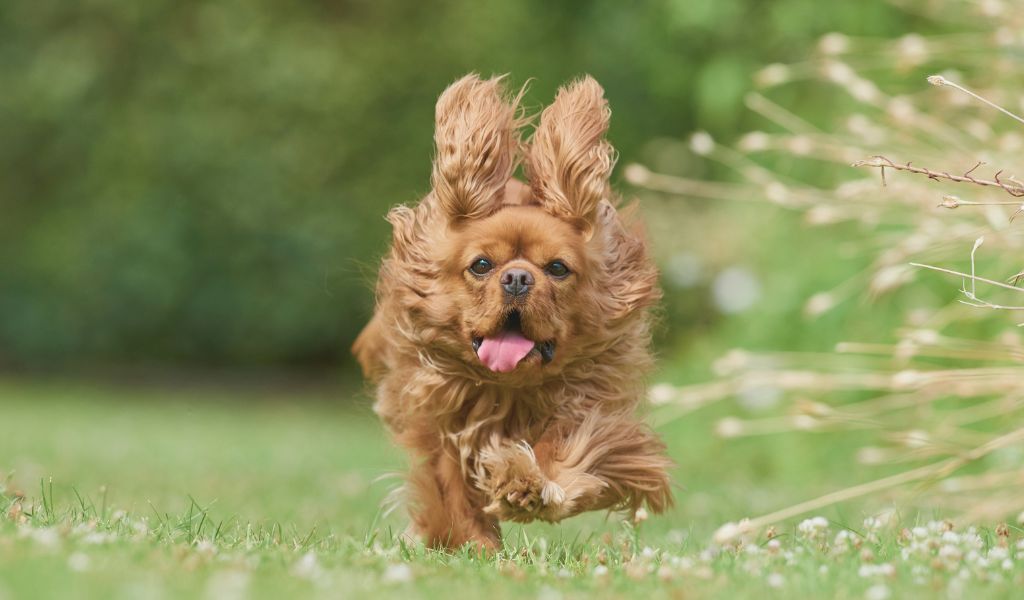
<box><xmin>353</xmin><ymin>74</ymin><xmax>672</xmax><ymax>550</ymax></box>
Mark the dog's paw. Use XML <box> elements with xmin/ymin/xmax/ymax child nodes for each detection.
<box><xmin>481</xmin><ymin>442</ymin><xmax>566</xmax><ymax>523</ymax></box>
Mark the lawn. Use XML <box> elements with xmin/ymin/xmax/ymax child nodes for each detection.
<box><xmin>2</xmin><ymin>377</ymin><xmax>1022</xmax><ymax>599</ymax></box>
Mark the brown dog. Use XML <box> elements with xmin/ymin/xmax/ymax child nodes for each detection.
<box><xmin>353</xmin><ymin>74</ymin><xmax>672</xmax><ymax>551</ymax></box>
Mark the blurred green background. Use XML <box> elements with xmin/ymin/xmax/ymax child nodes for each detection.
<box><xmin>0</xmin><ymin>0</ymin><xmax>933</xmax><ymax>374</ymax></box>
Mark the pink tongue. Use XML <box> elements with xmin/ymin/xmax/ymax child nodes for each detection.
<box><xmin>477</xmin><ymin>331</ymin><xmax>535</xmax><ymax>373</ymax></box>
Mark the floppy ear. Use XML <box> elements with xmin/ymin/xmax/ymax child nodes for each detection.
<box><xmin>526</xmin><ymin>76</ymin><xmax>615</xmax><ymax>232</ymax></box>
<box><xmin>431</xmin><ymin>74</ymin><xmax>523</xmax><ymax>224</ymax></box>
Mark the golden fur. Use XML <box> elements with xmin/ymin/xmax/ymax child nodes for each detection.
<box><xmin>353</xmin><ymin>74</ymin><xmax>672</xmax><ymax>551</ymax></box>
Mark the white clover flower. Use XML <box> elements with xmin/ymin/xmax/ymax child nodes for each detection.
<box><xmin>858</xmin><ymin>564</ymin><xmax>895</xmax><ymax>578</ymax></box>
<box><xmin>939</xmin><ymin>545</ymin><xmax>962</xmax><ymax>562</ymax></box>
<box><xmin>32</xmin><ymin>527</ymin><xmax>60</xmax><ymax>549</ymax></box>
<box><xmin>291</xmin><ymin>552</ymin><xmax>322</xmax><ymax>580</ymax></box>
<box><xmin>634</xmin><ymin>508</ymin><xmax>650</xmax><ymax>525</ymax></box>
<box><xmin>195</xmin><ymin>539</ymin><xmax>217</xmax><ymax>557</ymax></box>
<box><xmin>132</xmin><ymin>520</ymin><xmax>150</xmax><ymax>536</ymax></box>
<box><xmin>81</xmin><ymin>532</ymin><xmax>115</xmax><ymax>545</ymax></box>
<box><xmin>592</xmin><ymin>565</ymin><xmax>609</xmax><ymax>578</ymax></box>
<box><xmin>205</xmin><ymin>570</ymin><xmax>251</xmax><ymax>600</ymax></box>
<box><xmin>68</xmin><ymin>552</ymin><xmax>90</xmax><ymax>572</ymax></box>
<box><xmin>382</xmin><ymin>563</ymin><xmax>414</xmax><ymax>584</ymax></box>
<box><xmin>865</xmin><ymin>583</ymin><xmax>891</xmax><ymax>600</ymax></box>
<box><xmin>766</xmin><ymin>573</ymin><xmax>785</xmax><ymax>588</ymax></box>
<box><xmin>657</xmin><ymin>565</ymin><xmax>674</xmax><ymax>581</ymax></box>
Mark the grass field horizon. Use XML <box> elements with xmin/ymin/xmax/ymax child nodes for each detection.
<box><xmin>3</xmin><ymin>374</ymin><xmax>1023</xmax><ymax>599</ymax></box>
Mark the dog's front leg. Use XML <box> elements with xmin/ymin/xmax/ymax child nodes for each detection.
<box><xmin>406</xmin><ymin>449</ymin><xmax>502</xmax><ymax>551</ymax></box>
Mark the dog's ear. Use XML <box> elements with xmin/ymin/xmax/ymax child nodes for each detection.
<box><xmin>431</xmin><ymin>74</ymin><xmax>523</xmax><ymax>224</ymax></box>
<box><xmin>526</xmin><ymin>76</ymin><xmax>615</xmax><ymax>234</ymax></box>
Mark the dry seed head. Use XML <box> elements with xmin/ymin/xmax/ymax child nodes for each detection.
<box><xmin>804</xmin><ymin>292</ymin><xmax>837</xmax><ymax>317</ymax></box>
<box><xmin>690</xmin><ymin>131</ymin><xmax>715</xmax><ymax>156</ymax></box>
<box><xmin>896</xmin><ymin>34</ymin><xmax>929</xmax><ymax>67</ymax></box>
<box><xmin>738</xmin><ymin>131</ymin><xmax>770</xmax><ymax>152</ymax></box>
<box><xmin>622</xmin><ymin>163</ymin><xmax>650</xmax><ymax>185</ymax></box>
<box><xmin>805</xmin><ymin>205</ymin><xmax>842</xmax><ymax>226</ymax></box>
<box><xmin>648</xmin><ymin>383</ymin><xmax>676</xmax><ymax>405</ymax></box>
<box><xmin>823</xmin><ymin>61</ymin><xmax>856</xmax><ymax>85</ymax></box>
<box><xmin>791</xmin><ymin>415</ymin><xmax>818</xmax><ymax>430</ymax></box>
<box><xmin>716</xmin><ymin>417</ymin><xmax>745</xmax><ymax>438</ymax></box>
<box><xmin>857</xmin><ymin>446</ymin><xmax>889</xmax><ymax>465</ymax></box>
<box><xmin>849</xmin><ymin>78</ymin><xmax>881</xmax><ymax>103</ymax></box>
<box><xmin>886</xmin><ymin>97</ymin><xmax>916</xmax><ymax>121</ymax></box>
<box><xmin>979</xmin><ymin>0</ymin><xmax>1005</xmax><ymax>17</ymax></box>
<box><xmin>713</xmin><ymin>349</ymin><xmax>751</xmax><ymax>376</ymax></box>
<box><xmin>755</xmin><ymin>63</ymin><xmax>790</xmax><ymax>88</ymax></box>
<box><xmin>819</xmin><ymin>32</ymin><xmax>850</xmax><ymax>55</ymax></box>
<box><xmin>785</xmin><ymin>136</ymin><xmax>814</xmax><ymax>155</ymax></box>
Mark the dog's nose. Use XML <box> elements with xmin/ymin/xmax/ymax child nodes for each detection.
<box><xmin>500</xmin><ymin>268</ymin><xmax>534</xmax><ymax>297</ymax></box>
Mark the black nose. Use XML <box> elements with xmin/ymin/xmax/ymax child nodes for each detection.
<box><xmin>500</xmin><ymin>268</ymin><xmax>534</xmax><ymax>297</ymax></box>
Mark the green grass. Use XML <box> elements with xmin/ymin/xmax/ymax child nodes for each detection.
<box><xmin>2</xmin><ymin>378</ymin><xmax>1022</xmax><ymax>599</ymax></box>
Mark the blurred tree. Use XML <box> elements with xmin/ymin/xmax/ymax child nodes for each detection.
<box><xmin>0</xmin><ymin>0</ymin><xmax>924</xmax><ymax>370</ymax></box>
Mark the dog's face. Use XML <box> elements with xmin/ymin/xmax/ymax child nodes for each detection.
<box><xmin>440</xmin><ymin>206</ymin><xmax>590</xmax><ymax>374</ymax></box>
<box><xmin>379</xmin><ymin>74</ymin><xmax>658</xmax><ymax>383</ymax></box>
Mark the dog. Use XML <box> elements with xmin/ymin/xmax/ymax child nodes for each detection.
<box><xmin>353</xmin><ymin>73</ymin><xmax>672</xmax><ymax>551</ymax></box>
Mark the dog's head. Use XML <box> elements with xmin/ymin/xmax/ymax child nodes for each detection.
<box><xmin>387</xmin><ymin>74</ymin><xmax>658</xmax><ymax>383</ymax></box>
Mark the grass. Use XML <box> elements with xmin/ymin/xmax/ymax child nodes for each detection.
<box><xmin>2</xmin><ymin>377</ymin><xmax>1023</xmax><ymax>599</ymax></box>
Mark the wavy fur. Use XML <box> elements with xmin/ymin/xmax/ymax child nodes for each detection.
<box><xmin>353</xmin><ymin>73</ymin><xmax>672</xmax><ymax>552</ymax></box>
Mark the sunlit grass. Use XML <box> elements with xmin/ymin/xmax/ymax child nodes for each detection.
<box><xmin>2</xmin><ymin>379</ymin><xmax>1023</xmax><ymax>598</ymax></box>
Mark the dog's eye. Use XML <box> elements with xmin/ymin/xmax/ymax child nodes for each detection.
<box><xmin>546</xmin><ymin>261</ymin><xmax>571</xmax><ymax>278</ymax></box>
<box><xmin>469</xmin><ymin>258</ymin><xmax>493</xmax><ymax>276</ymax></box>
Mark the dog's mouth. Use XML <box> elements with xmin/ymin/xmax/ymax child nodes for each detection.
<box><xmin>472</xmin><ymin>310</ymin><xmax>556</xmax><ymax>373</ymax></box>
